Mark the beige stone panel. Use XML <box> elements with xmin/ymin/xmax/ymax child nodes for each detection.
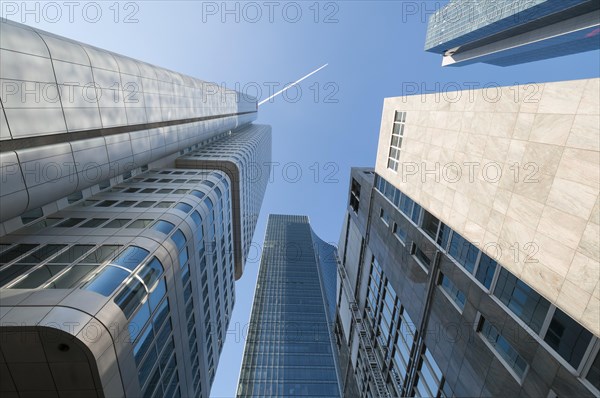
<box><xmin>538</xmin><ymin>79</ymin><xmax>586</xmax><ymax>115</ymax></box>
<box><xmin>512</xmin><ymin>171</ymin><xmax>554</xmax><ymax>205</ymax></box>
<box><xmin>521</xmin><ymin>260</ymin><xmax>562</xmax><ymax>302</ymax></box>
<box><xmin>579</xmin><ymin>222</ymin><xmax>600</xmax><ymax>262</ymax></box>
<box><xmin>489</xmin><ymin>112</ymin><xmax>518</xmax><ymax>138</ymax></box>
<box><xmin>513</xmin><ymin>113</ymin><xmax>535</xmax><ymax>140</ymax></box>
<box><xmin>460</xmin><ymin>111</ymin><xmax>476</xmax><ymax>133</ymax></box>
<box><xmin>499</xmin><ymin>216</ymin><xmax>537</xmax><ymax>255</ymax></box>
<box><xmin>448</xmin><ymin>210</ymin><xmax>467</xmax><ymax>234</ymax></box>
<box><xmin>522</xmin><ymin>142</ymin><xmax>563</xmax><ymax>176</ymax></box>
<box><xmin>453</xmin><ymin>191</ymin><xmax>471</xmax><ymax>217</ymax></box>
<box><xmin>446</xmin><ymin>112</ymin><xmax>462</xmax><ymax>131</ymax></box>
<box><xmin>493</xmin><ymin>188</ymin><xmax>512</xmax><ymax>214</ymax></box>
<box><xmin>581</xmin><ymin>296</ymin><xmax>599</xmax><ymax>337</ymax></box>
<box><xmin>496</xmin><ymin>86</ymin><xmax>521</xmax><ymax>113</ymax></box>
<box><xmin>465</xmin><ymin>134</ymin><xmax>486</xmax><ymax>158</ymax></box>
<box><xmin>591</xmin><ymin>197</ymin><xmax>600</xmax><ymax>225</ymax></box>
<box><xmin>538</xmin><ymin>206</ymin><xmax>587</xmax><ymax>250</ymax></box>
<box><xmin>484</xmin><ymin>136</ymin><xmax>511</xmax><ymax>163</ymax></box>
<box><xmin>567</xmin><ymin>252</ymin><xmax>599</xmax><ymax>295</ymax></box>
<box><xmin>566</xmin><ymin>114</ymin><xmax>600</xmax><ymax>151</ymax></box>
<box><xmin>532</xmin><ymin>232</ymin><xmax>575</xmax><ymax>278</ymax></box>
<box><xmin>578</xmin><ymin>78</ymin><xmax>600</xmax><ymax>115</ymax></box>
<box><xmin>529</xmin><ymin>114</ymin><xmax>575</xmax><ymax>146</ymax></box>
<box><xmin>482</xmin><ymin>231</ymin><xmax>501</xmax><ymax>262</ymax></box>
<box><xmin>518</xmin><ymin>82</ymin><xmax>544</xmax><ymax>114</ymax></box>
<box><xmin>473</xmin><ymin>89</ymin><xmax>497</xmax><ymax>112</ymax></box>
<box><xmin>506</xmin><ymin>140</ymin><xmax>526</xmax><ymax>164</ymax></box>
<box><xmin>487</xmin><ymin>209</ymin><xmax>505</xmax><ymax>236</ymax></box>
<box><xmin>464</xmin><ymin>219</ymin><xmax>486</xmax><ymax>246</ymax></box>
<box><xmin>497</xmin><ymin>162</ymin><xmax>517</xmax><ymax>192</ymax></box>
<box><xmin>556</xmin><ymin>279</ymin><xmax>591</xmax><ymax>321</ymax></box>
<box><xmin>556</xmin><ymin>148</ymin><xmax>600</xmax><ymax>190</ymax></box>
<box><xmin>506</xmin><ymin>193</ymin><xmax>544</xmax><ymax>228</ymax></box>
<box><xmin>471</xmin><ymin>112</ymin><xmax>494</xmax><ymax>135</ymax></box>
<box><xmin>594</xmin><ymin>283</ymin><xmax>600</xmax><ymax>300</ymax></box>
<box><xmin>546</xmin><ymin>177</ymin><xmax>598</xmax><ymax>220</ymax></box>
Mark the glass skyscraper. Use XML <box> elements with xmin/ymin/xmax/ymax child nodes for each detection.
<box><xmin>237</xmin><ymin>214</ymin><xmax>342</xmax><ymax>397</ymax></box>
<box><xmin>424</xmin><ymin>0</ymin><xmax>600</xmax><ymax>66</ymax></box>
<box><xmin>0</xmin><ymin>19</ymin><xmax>271</xmax><ymax>398</ymax></box>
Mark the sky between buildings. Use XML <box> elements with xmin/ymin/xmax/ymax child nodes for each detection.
<box><xmin>4</xmin><ymin>1</ymin><xmax>599</xmax><ymax>396</ymax></box>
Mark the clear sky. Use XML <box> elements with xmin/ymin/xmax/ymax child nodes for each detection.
<box><xmin>5</xmin><ymin>1</ymin><xmax>599</xmax><ymax>396</ymax></box>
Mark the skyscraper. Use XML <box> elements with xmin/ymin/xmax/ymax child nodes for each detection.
<box><xmin>424</xmin><ymin>0</ymin><xmax>600</xmax><ymax>66</ymax></box>
<box><xmin>0</xmin><ymin>19</ymin><xmax>271</xmax><ymax>398</ymax></box>
<box><xmin>336</xmin><ymin>78</ymin><xmax>600</xmax><ymax>397</ymax></box>
<box><xmin>237</xmin><ymin>214</ymin><xmax>344</xmax><ymax>397</ymax></box>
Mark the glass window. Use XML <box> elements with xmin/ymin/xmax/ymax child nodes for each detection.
<box><xmin>494</xmin><ymin>268</ymin><xmax>550</xmax><ymax>334</ymax></box>
<box><xmin>138</xmin><ymin>257</ymin><xmax>163</xmax><ymax>287</ymax></box>
<box><xmin>96</xmin><ymin>200</ymin><xmax>117</xmax><ymax>207</ymax></box>
<box><xmin>414</xmin><ymin>246</ymin><xmax>431</xmax><ymax>269</ymax></box>
<box><xmin>56</xmin><ymin>218</ymin><xmax>85</xmax><ymax>227</ymax></box>
<box><xmin>448</xmin><ymin>231</ymin><xmax>479</xmax><ymax>273</ymax></box>
<box><xmin>14</xmin><ymin>244</ymin><xmax>66</xmax><ymax>264</ymax></box>
<box><xmin>190</xmin><ymin>190</ymin><xmax>205</xmax><ymax>200</ymax></box>
<box><xmin>439</xmin><ymin>273</ymin><xmax>466</xmax><ymax>310</ymax></box>
<box><xmin>85</xmin><ymin>266</ymin><xmax>129</xmax><ymax>296</ymax></box>
<box><xmin>129</xmin><ymin>302</ymin><xmax>150</xmax><ymax>341</ymax></box>
<box><xmin>112</xmin><ymin>246</ymin><xmax>150</xmax><ymax>271</ymax></box>
<box><xmin>152</xmin><ymin>220</ymin><xmax>175</xmax><ymax>235</ymax></box>
<box><xmin>115</xmin><ymin>201</ymin><xmax>136</xmax><ymax>208</ymax></box>
<box><xmin>171</xmin><ymin>230</ymin><xmax>187</xmax><ymax>251</ymax></box>
<box><xmin>154</xmin><ymin>202</ymin><xmax>174</xmax><ymax>208</ymax></box>
<box><xmin>0</xmin><ymin>244</ymin><xmax>39</xmax><ymax>265</ymax></box>
<box><xmin>135</xmin><ymin>201</ymin><xmax>155</xmax><ymax>208</ymax></box>
<box><xmin>47</xmin><ymin>245</ymin><xmax>95</xmax><ymax>264</ymax></box>
<box><xmin>479</xmin><ymin>317</ymin><xmax>528</xmax><ymax>379</ymax></box>
<box><xmin>421</xmin><ymin>210</ymin><xmax>439</xmax><ymax>240</ymax></box>
<box><xmin>134</xmin><ymin>326</ymin><xmax>154</xmax><ymax>365</ymax></box>
<box><xmin>475</xmin><ymin>254</ymin><xmax>497</xmax><ymax>289</ymax></box>
<box><xmin>191</xmin><ymin>211</ymin><xmax>202</xmax><ymax>227</ymax></box>
<box><xmin>393</xmin><ymin>222</ymin><xmax>407</xmax><ymax>243</ymax></box>
<box><xmin>544</xmin><ymin>308</ymin><xmax>593</xmax><ymax>368</ymax></box>
<box><xmin>126</xmin><ymin>219</ymin><xmax>153</xmax><ymax>229</ymax></box>
<box><xmin>174</xmin><ymin>203</ymin><xmax>193</xmax><ymax>214</ymax></box>
<box><xmin>103</xmin><ymin>219</ymin><xmax>130</xmax><ymax>228</ymax></box>
<box><xmin>80</xmin><ymin>218</ymin><xmax>108</xmax><ymax>228</ymax></box>
<box><xmin>114</xmin><ymin>278</ymin><xmax>146</xmax><ymax>318</ymax></box>
<box><xmin>585</xmin><ymin>351</ymin><xmax>600</xmax><ymax>391</ymax></box>
<box><xmin>79</xmin><ymin>245</ymin><xmax>121</xmax><ymax>264</ymax></box>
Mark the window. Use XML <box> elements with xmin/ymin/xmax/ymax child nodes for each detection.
<box><xmin>115</xmin><ymin>201</ymin><xmax>136</xmax><ymax>208</ymax></box>
<box><xmin>350</xmin><ymin>178</ymin><xmax>361</xmax><ymax>212</ymax></box>
<box><xmin>543</xmin><ymin>308</ymin><xmax>593</xmax><ymax>368</ymax></box>
<box><xmin>152</xmin><ymin>220</ymin><xmax>175</xmax><ymax>235</ymax></box>
<box><xmin>67</xmin><ymin>191</ymin><xmax>83</xmax><ymax>203</ymax></box>
<box><xmin>174</xmin><ymin>203</ymin><xmax>193</xmax><ymax>214</ymax></box>
<box><xmin>380</xmin><ymin>208</ymin><xmax>390</xmax><ymax>225</ymax></box>
<box><xmin>135</xmin><ymin>201</ymin><xmax>155</xmax><ymax>208</ymax></box>
<box><xmin>21</xmin><ymin>208</ymin><xmax>43</xmax><ymax>224</ymax></box>
<box><xmin>493</xmin><ymin>268</ymin><xmax>550</xmax><ymax>334</ymax></box>
<box><xmin>103</xmin><ymin>219</ymin><xmax>130</xmax><ymax>228</ymax></box>
<box><xmin>414</xmin><ymin>245</ymin><xmax>431</xmax><ymax>269</ymax></box>
<box><xmin>421</xmin><ymin>210</ymin><xmax>440</xmax><ymax>240</ymax></box>
<box><xmin>478</xmin><ymin>316</ymin><xmax>528</xmax><ymax>380</ymax></box>
<box><xmin>393</xmin><ymin>222</ymin><xmax>407</xmax><ymax>243</ymax></box>
<box><xmin>154</xmin><ymin>202</ymin><xmax>174</xmax><ymax>208</ymax></box>
<box><xmin>475</xmin><ymin>254</ymin><xmax>497</xmax><ymax>289</ymax></box>
<box><xmin>127</xmin><ymin>219</ymin><xmax>153</xmax><ymax>229</ymax></box>
<box><xmin>387</xmin><ymin>111</ymin><xmax>406</xmax><ymax>172</ymax></box>
<box><xmin>56</xmin><ymin>218</ymin><xmax>85</xmax><ymax>228</ymax></box>
<box><xmin>80</xmin><ymin>219</ymin><xmax>108</xmax><ymax>228</ymax></box>
<box><xmin>96</xmin><ymin>200</ymin><xmax>117</xmax><ymax>207</ymax></box>
<box><xmin>439</xmin><ymin>273</ymin><xmax>465</xmax><ymax>311</ymax></box>
<box><xmin>447</xmin><ymin>231</ymin><xmax>479</xmax><ymax>273</ymax></box>
<box><xmin>585</xmin><ymin>351</ymin><xmax>600</xmax><ymax>391</ymax></box>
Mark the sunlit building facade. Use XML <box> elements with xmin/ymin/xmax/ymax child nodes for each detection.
<box><xmin>0</xmin><ymin>19</ymin><xmax>271</xmax><ymax>398</ymax></box>
<box><xmin>336</xmin><ymin>78</ymin><xmax>600</xmax><ymax>397</ymax></box>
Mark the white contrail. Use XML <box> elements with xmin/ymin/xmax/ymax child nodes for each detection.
<box><xmin>258</xmin><ymin>63</ymin><xmax>328</xmax><ymax>106</ymax></box>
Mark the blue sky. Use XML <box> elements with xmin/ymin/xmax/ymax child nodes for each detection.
<box><xmin>6</xmin><ymin>1</ymin><xmax>599</xmax><ymax>396</ymax></box>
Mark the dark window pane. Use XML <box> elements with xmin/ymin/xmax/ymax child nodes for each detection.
<box><xmin>152</xmin><ymin>220</ymin><xmax>175</xmax><ymax>235</ymax></box>
<box><xmin>115</xmin><ymin>279</ymin><xmax>146</xmax><ymax>318</ymax></box>
<box><xmin>56</xmin><ymin>218</ymin><xmax>85</xmax><ymax>228</ymax></box>
<box><xmin>113</xmin><ymin>247</ymin><xmax>150</xmax><ymax>270</ymax></box>
<box><xmin>421</xmin><ymin>210</ymin><xmax>439</xmax><ymax>240</ymax></box>
<box><xmin>85</xmin><ymin>266</ymin><xmax>129</xmax><ymax>296</ymax></box>
<box><xmin>448</xmin><ymin>232</ymin><xmax>479</xmax><ymax>273</ymax></box>
<box><xmin>48</xmin><ymin>245</ymin><xmax>95</xmax><ymax>264</ymax></box>
<box><xmin>115</xmin><ymin>201</ymin><xmax>136</xmax><ymax>208</ymax></box>
<box><xmin>79</xmin><ymin>245</ymin><xmax>121</xmax><ymax>264</ymax></box>
<box><xmin>171</xmin><ymin>230</ymin><xmax>187</xmax><ymax>251</ymax></box>
<box><xmin>50</xmin><ymin>264</ymin><xmax>98</xmax><ymax>288</ymax></box>
<box><xmin>0</xmin><ymin>244</ymin><xmax>38</xmax><ymax>265</ymax></box>
<box><xmin>475</xmin><ymin>254</ymin><xmax>497</xmax><ymax>289</ymax></box>
<box><xmin>544</xmin><ymin>308</ymin><xmax>593</xmax><ymax>368</ymax></box>
<box><xmin>586</xmin><ymin>351</ymin><xmax>600</xmax><ymax>391</ymax></box>
<box><xmin>127</xmin><ymin>220</ymin><xmax>153</xmax><ymax>229</ymax></box>
<box><xmin>103</xmin><ymin>219</ymin><xmax>130</xmax><ymax>228</ymax></box>
<box><xmin>80</xmin><ymin>219</ymin><xmax>108</xmax><ymax>228</ymax></box>
<box><xmin>493</xmin><ymin>268</ymin><xmax>550</xmax><ymax>334</ymax></box>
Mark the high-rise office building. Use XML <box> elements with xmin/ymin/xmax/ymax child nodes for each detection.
<box><xmin>425</xmin><ymin>0</ymin><xmax>600</xmax><ymax>66</ymax></box>
<box><xmin>0</xmin><ymin>19</ymin><xmax>271</xmax><ymax>398</ymax></box>
<box><xmin>336</xmin><ymin>78</ymin><xmax>600</xmax><ymax>397</ymax></box>
<box><xmin>237</xmin><ymin>214</ymin><xmax>344</xmax><ymax>397</ymax></box>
